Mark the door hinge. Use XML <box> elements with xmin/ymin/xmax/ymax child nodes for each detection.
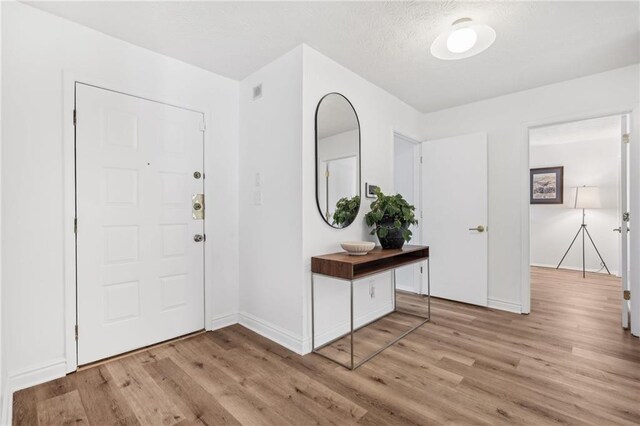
<box><xmin>420</xmin><ymin>156</ymin><xmax>423</xmax><ymax>164</ymax></box>
<box><xmin>623</xmin><ymin>133</ymin><xmax>630</xmax><ymax>144</ymax></box>
<box><xmin>74</xmin><ymin>218</ymin><xmax>77</xmax><ymax>234</ymax></box>
<box><xmin>203</xmin><ymin>234</ymin><xmax>206</xmax><ymax>242</ymax></box>
<box><xmin>75</xmin><ymin>325</ymin><xmax>78</xmax><ymax>340</ymax></box>
<box><xmin>73</xmin><ymin>109</ymin><xmax>77</xmax><ymax>126</ymax></box>
<box><xmin>623</xmin><ymin>212</ymin><xmax>630</xmax><ymax>222</ymax></box>
<box><xmin>623</xmin><ymin>290</ymin><xmax>631</xmax><ymax>301</ymax></box>
<box><xmin>199</xmin><ymin>120</ymin><xmax>206</xmax><ymax>132</ymax></box>
<box><xmin>420</xmin><ymin>266</ymin><xmax>423</xmax><ymax>274</ymax></box>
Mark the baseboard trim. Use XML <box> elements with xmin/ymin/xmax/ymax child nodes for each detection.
<box><xmin>488</xmin><ymin>298</ymin><xmax>522</xmax><ymax>314</ymax></box>
<box><xmin>531</xmin><ymin>263</ymin><xmax>619</xmax><ymax>277</ymax></box>
<box><xmin>210</xmin><ymin>313</ymin><xmax>239</xmax><ymax>331</ymax></box>
<box><xmin>1</xmin><ymin>383</ymin><xmax>10</xmax><ymax>426</ymax></box>
<box><xmin>2</xmin><ymin>357</ymin><xmax>67</xmax><ymax>425</ymax></box>
<box><xmin>239</xmin><ymin>312</ymin><xmax>304</xmax><ymax>354</ymax></box>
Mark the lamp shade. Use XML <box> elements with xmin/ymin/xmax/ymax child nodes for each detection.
<box><xmin>574</xmin><ymin>186</ymin><xmax>601</xmax><ymax>209</ymax></box>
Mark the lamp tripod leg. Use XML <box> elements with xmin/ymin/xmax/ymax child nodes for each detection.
<box><xmin>583</xmin><ymin>226</ymin><xmax>611</xmax><ymax>275</ymax></box>
<box><xmin>556</xmin><ymin>225</ymin><xmax>584</xmax><ymax>270</ymax></box>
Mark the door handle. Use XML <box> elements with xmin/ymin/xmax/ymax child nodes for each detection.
<box><xmin>468</xmin><ymin>225</ymin><xmax>485</xmax><ymax>233</ymax></box>
<box><xmin>193</xmin><ymin>234</ymin><xmax>204</xmax><ymax>242</ymax></box>
<box><xmin>613</xmin><ymin>227</ymin><xmax>630</xmax><ymax>233</ymax></box>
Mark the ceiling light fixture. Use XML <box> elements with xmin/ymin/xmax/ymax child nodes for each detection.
<box><xmin>431</xmin><ymin>17</ymin><xmax>496</xmax><ymax>60</ymax></box>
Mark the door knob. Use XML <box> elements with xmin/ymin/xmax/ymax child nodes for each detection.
<box><xmin>468</xmin><ymin>225</ymin><xmax>485</xmax><ymax>232</ymax></box>
<box><xmin>193</xmin><ymin>234</ymin><xmax>204</xmax><ymax>242</ymax></box>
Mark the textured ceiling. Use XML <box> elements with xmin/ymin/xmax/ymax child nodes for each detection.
<box><xmin>27</xmin><ymin>1</ymin><xmax>640</xmax><ymax>113</ymax></box>
<box><xmin>530</xmin><ymin>115</ymin><xmax>622</xmax><ymax>146</ymax></box>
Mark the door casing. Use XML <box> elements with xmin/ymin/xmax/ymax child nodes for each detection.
<box><xmin>63</xmin><ymin>71</ymin><xmax>213</xmax><ymax>372</ymax></box>
<box><xmin>520</xmin><ymin>108</ymin><xmax>636</xmax><ymax>319</ymax></box>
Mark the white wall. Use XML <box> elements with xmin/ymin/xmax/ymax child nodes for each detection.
<box><xmin>530</xmin><ymin>137</ymin><xmax>620</xmax><ymax>275</ymax></box>
<box><xmin>301</xmin><ymin>46</ymin><xmax>424</xmax><ymax>351</ymax></box>
<box><xmin>238</xmin><ymin>46</ymin><xmax>305</xmax><ymax>351</ymax></box>
<box><xmin>1</xmin><ymin>1</ymin><xmax>239</xmax><ymax>413</ymax></box>
<box><xmin>237</xmin><ymin>45</ymin><xmax>424</xmax><ymax>353</ymax></box>
<box><xmin>421</xmin><ymin>64</ymin><xmax>639</xmax><ymax>312</ymax></box>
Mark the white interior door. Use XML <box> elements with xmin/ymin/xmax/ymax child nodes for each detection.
<box><xmin>76</xmin><ymin>84</ymin><xmax>205</xmax><ymax>365</ymax></box>
<box><xmin>394</xmin><ymin>134</ymin><xmax>421</xmax><ymax>293</ymax></box>
<box><xmin>421</xmin><ymin>133</ymin><xmax>488</xmax><ymax>306</ymax></box>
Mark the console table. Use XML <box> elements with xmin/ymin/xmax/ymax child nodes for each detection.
<box><xmin>310</xmin><ymin>245</ymin><xmax>430</xmax><ymax>370</ymax></box>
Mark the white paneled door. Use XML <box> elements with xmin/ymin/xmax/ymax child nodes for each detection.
<box><xmin>421</xmin><ymin>133</ymin><xmax>488</xmax><ymax>306</ymax></box>
<box><xmin>76</xmin><ymin>84</ymin><xmax>205</xmax><ymax>365</ymax></box>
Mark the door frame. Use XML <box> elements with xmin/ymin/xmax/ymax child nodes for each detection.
<box><xmin>520</xmin><ymin>107</ymin><xmax>636</xmax><ymax>316</ymax></box>
<box><xmin>63</xmin><ymin>71</ymin><xmax>211</xmax><ymax>372</ymax></box>
<box><xmin>393</xmin><ymin>131</ymin><xmax>423</xmax><ymax>293</ymax></box>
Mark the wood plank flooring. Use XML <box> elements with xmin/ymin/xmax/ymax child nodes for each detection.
<box><xmin>13</xmin><ymin>267</ymin><xmax>640</xmax><ymax>425</ymax></box>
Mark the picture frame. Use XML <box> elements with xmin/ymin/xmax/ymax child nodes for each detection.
<box><xmin>530</xmin><ymin>166</ymin><xmax>564</xmax><ymax>204</ymax></box>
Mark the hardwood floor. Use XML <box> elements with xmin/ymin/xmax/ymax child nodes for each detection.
<box><xmin>12</xmin><ymin>267</ymin><xmax>640</xmax><ymax>425</ymax></box>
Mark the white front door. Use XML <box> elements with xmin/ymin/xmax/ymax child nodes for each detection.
<box><xmin>421</xmin><ymin>133</ymin><xmax>488</xmax><ymax>306</ymax></box>
<box><xmin>76</xmin><ymin>84</ymin><xmax>205</xmax><ymax>365</ymax></box>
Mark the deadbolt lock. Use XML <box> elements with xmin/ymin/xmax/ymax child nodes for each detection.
<box><xmin>193</xmin><ymin>171</ymin><xmax>202</xmax><ymax>179</ymax></box>
<box><xmin>194</xmin><ymin>234</ymin><xmax>204</xmax><ymax>242</ymax></box>
<box><xmin>192</xmin><ymin>194</ymin><xmax>205</xmax><ymax>220</ymax></box>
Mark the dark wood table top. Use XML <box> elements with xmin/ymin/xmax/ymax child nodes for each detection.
<box><xmin>311</xmin><ymin>245</ymin><xmax>429</xmax><ymax>280</ymax></box>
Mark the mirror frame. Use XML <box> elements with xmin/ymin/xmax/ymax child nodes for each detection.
<box><xmin>314</xmin><ymin>92</ymin><xmax>362</xmax><ymax>228</ymax></box>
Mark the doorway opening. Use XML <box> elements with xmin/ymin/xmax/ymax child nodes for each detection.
<box><xmin>528</xmin><ymin>113</ymin><xmax>630</xmax><ymax>329</ymax></box>
<box><xmin>393</xmin><ymin>132</ymin><xmax>422</xmax><ymax>294</ymax></box>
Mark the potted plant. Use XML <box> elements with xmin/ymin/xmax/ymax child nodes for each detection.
<box><xmin>332</xmin><ymin>195</ymin><xmax>360</xmax><ymax>228</ymax></box>
<box><xmin>364</xmin><ymin>188</ymin><xmax>418</xmax><ymax>249</ymax></box>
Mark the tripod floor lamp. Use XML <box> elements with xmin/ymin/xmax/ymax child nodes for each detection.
<box><xmin>556</xmin><ymin>185</ymin><xmax>610</xmax><ymax>278</ymax></box>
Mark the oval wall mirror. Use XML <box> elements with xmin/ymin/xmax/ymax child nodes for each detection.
<box><xmin>315</xmin><ymin>93</ymin><xmax>361</xmax><ymax>228</ymax></box>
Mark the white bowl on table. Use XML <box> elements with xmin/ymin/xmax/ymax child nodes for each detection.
<box><xmin>340</xmin><ymin>241</ymin><xmax>376</xmax><ymax>256</ymax></box>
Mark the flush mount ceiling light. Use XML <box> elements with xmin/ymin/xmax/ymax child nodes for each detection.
<box><xmin>430</xmin><ymin>17</ymin><xmax>496</xmax><ymax>60</ymax></box>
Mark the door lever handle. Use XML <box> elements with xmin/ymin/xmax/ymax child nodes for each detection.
<box><xmin>468</xmin><ymin>225</ymin><xmax>485</xmax><ymax>233</ymax></box>
<box><xmin>613</xmin><ymin>227</ymin><xmax>630</xmax><ymax>233</ymax></box>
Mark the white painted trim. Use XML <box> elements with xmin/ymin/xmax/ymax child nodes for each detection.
<box><xmin>1</xmin><ymin>391</ymin><xmax>9</xmax><ymax>426</ymax></box>
<box><xmin>530</xmin><ymin>263</ymin><xmax>620</xmax><ymax>277</ymax></box>
<box><xmin>62</xmin><ymin>70</ymin><xmax>214</xmax><ymax>373</ymax></box>
<box><xmin>519</xmin><ymin>107</ymin><xmax>635</xmax><ymax>316</ymax></box>
<box><xmin>210</xmin><ymin>313</ymin><xmax>239</xmax><ymax>331</ymax></box>
<box><xmin>1</xmin><ymin>358</ymin><xmax>68</xmax><ymax>425</ymax></box>
<box><xmin>239</xmin><ymin>312</ymin><xmax>304</xmax><ymax>354</ymax></box>
<box><xmin>488</xmin><ymin>298</ymin><xmax>522</xmax><ymax>314</ymax></box>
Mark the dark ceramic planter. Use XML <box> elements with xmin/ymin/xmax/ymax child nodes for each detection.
<box><xmin>376</xmin><ymin>219</ymin><xmax>407</xmax><ymax>249</ymax></box>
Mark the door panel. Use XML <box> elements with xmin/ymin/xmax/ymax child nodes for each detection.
<box><xmin>421</xmin><ymin>133</ymin><xmax>488</xmax><ymax>306</ymax></box>
<box><xmin>76</xmin><ymin>84</ymin><xmax>205</xmax><ymax>365</ymax></box>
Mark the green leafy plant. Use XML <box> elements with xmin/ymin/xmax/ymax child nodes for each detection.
<box><xmin>332</xmin><ymin>195</ymin><xmax>361</xmax><ymax>228</ymax></box>
<box><xmin>364</xmin><ymin>188</ymin><xmax>418</xmax><ymax>242</ymax></box>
